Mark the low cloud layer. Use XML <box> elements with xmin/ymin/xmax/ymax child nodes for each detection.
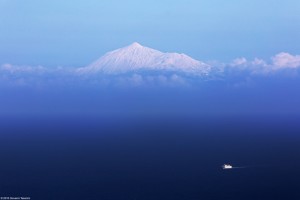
<box><xmin>1</xmin><ymin>52</ymin><xmax>300</xmax><ymax>89</ymax></box>
<box><xmin>0</xmin><ymin>64</ymin><xmax>190</xmax><ymax>89</ymax></box>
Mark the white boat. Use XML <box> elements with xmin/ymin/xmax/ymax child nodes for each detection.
<box><xmin>222</xmin><ymin>164</ymin><xmax>233</xmax><ymax>169</ymax></box>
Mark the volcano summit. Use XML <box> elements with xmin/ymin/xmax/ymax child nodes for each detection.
<box><xmin>78</xmin><ymin>42</ymin><xmax>210</xmax><ymax>75</ymax></box>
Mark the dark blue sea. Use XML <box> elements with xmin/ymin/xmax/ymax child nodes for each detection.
<box><xmin>0</xmin><ymin>115</ymin><xmax>300</xmax><ymax>200</ymax></box>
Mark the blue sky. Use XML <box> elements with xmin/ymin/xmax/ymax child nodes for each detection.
<box><xmin>0</xmin><ymin>0</ymin><xmax>299</xmax><ymax>66</ymax></box>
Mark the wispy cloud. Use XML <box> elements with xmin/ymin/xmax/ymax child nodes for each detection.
<box><xmin>114</xmin><ymin>74</ymin><xmax>188</xmax><ymax>88</ymax></box>
<box><xmin>0</xmin><ymin>63</ymin><xmax>46</xmax><ymax>73</ymax></box>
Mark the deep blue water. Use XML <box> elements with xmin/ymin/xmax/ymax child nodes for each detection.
<box><xmin>0</xmin><ymin>115</ymin><xmax>300</xmax><ymax>200</ymax></box>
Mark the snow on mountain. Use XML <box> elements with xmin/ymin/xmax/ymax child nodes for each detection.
<box><xmin>77</xmin><ymin>42</ymin><xmax>210</xmax><ymax>75</ymax></box>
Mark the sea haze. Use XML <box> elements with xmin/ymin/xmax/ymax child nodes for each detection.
<box><xmin>1</xmin><ymin>77</ymin><xmax>300</xmax><ymax>200</ymax></box>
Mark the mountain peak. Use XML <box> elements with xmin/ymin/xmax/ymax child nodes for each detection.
<box><xmin>129</xmin><ymin>42</ymin><xmax>143</xmax><ymax>48</ymax></box>
<box><xmin>78</xmin><ymin>43</ymin><xmax>211</xmax><ymax>75</ymax></box>
<box><xmin>124</xmin><ymin>42</ymin><xmax>145</xmax><ymax>51</ymax></box>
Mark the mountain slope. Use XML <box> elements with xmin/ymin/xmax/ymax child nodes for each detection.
<box><xmin>78</xmin><ymin>42</ymin><xmax>210</xmax><ymax>75</ymax></box>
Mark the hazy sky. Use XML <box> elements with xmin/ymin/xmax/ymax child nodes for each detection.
<box><xmin>0</xmin><ymin>0</ymin><xmax>299</xmax><ymax>66</ymax></box>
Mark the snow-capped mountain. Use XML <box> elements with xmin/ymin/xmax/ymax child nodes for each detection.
<box><xmin>78</xmin><ymin>42</ymin><xmax>210</xmax><ymax>75</ymax></box>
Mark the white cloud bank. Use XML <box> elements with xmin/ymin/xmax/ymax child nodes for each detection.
<box><xmin>272</xmin><ymin>52</ymin><xmax>300</xmax><ymax>69</ymax></box>
<box><xmin>228</xmin><ymin>52</ymin><xmax>300</xmax><ymax>73</ymax></box>
<box><xmin>1</xmin><ymin>52</ymin><xmax>300</xmax><ymax>88</ymax></box>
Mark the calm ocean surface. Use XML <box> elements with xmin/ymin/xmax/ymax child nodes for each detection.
<box><xmin>0</xmin><ymin>115</ymin><xmax>299</xmax><ymax>200</ymax></box>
